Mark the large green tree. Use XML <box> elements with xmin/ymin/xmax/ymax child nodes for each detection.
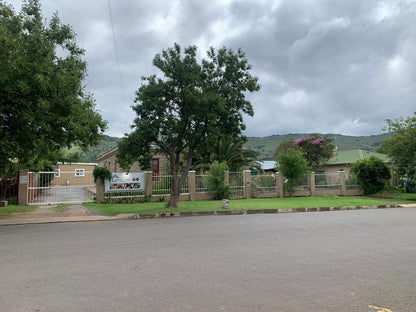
<box><xmin>0</xmin><ymin>0</ymin><xmax>107</xmax><ymax>174</ymax></box>
<box><xmin>379</xmin><ymin>113</ymin><xmax>416</xmax><ymax>180</ymax></box>
<box><xmin>117</xmin><ymin>43</ymin><xmax>260</xmax><ymax>208</ymax></box>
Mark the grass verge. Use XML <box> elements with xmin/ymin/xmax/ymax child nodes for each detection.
<box><xmin>0</xmin><ymin>205</ymin><xmax>37</xmax><ymax>217</ymax></box>
<box><xmin>83</xmin><ymin>194</ymin><xmax>415</xmax><ymax>216</ymax></box>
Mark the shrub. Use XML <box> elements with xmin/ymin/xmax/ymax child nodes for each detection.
<box><xmin>277</xmin><ymin>149</ymin><xmax>310</xmax><ymax>196</ymax></box>
<box><xmin>350</xmin><ymin>156</ymin><xmax>391</xmax><ymax>195</ymax></box>
<box><xmin>92</xmin><ymin>167</ymin><xmax>112</xmax><ymax>184</ymax></box>
<box><xmin>207</xmin><ymin>161</ymin><xmax>230</xmax><ymax>200</ymax></box>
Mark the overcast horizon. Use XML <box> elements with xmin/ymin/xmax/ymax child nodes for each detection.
<box><xmin>6</xmin><ymin>0</ymin><xmax>416</xmax><ymax>138</ymax></box>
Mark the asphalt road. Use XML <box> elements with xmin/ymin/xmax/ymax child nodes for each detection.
<box><xmin>1</xmin><ymin>208</ymin><xmax>415</xmax><ymax>312</ymax></box>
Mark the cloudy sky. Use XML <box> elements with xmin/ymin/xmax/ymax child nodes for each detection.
<box><xmin>6</xmin><ymin>0</ymin><xmax>416</xmax><ymax>138</ymax></box>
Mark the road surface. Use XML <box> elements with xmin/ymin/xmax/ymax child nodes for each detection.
<box><xmin>1</xmin><ymin>208</ymin><xmax>415</xmax><ymax>311</ymax></box>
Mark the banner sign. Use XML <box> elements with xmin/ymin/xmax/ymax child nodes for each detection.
<box><xmin>105</xmin><ymin>172</ymin><xmax>145</xmax><ymax>192</ymax></box>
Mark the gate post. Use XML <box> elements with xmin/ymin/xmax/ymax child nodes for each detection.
<box><xmin>310</xmin><ymin>172</ymin><xmax>316</xmax><ymax>197</ymax></box>
<box><xmin>188</xmin><ymin>171</ymin><xmax>196</xmax><ymax>201</ymax></box>
<box><xmin>339</xmin><ymin>170</ymin><xmax>346</xmax><ymax>196</ymax></box>
<box><xmin>18</xmin><ymin>169</ymin><xmax>29</xmax><ymax>205</ymax></box>
<box><xmin>243</xmin><ymin>170</ymin><xmax>252</xmax><ymax>199</ymax></box>
<box><xmin>277</xmin><ymin>172</ymin><xmax>284</xmax><ymax>198</ymax></box>
<box><xmin>96</xmin><ymin>179</ymin><xmax>105</xmax><ymax>204</ymax></box>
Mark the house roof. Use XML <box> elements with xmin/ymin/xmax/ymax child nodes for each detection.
<box><xmin>327</xmin><ymin>149</ymin><xmax>390</xmax><ymax>165</ymax></box>
<box><xmin>261</xmin><ymin>160</ymin><xmax>276</xmax><ymax>170</ymax></box>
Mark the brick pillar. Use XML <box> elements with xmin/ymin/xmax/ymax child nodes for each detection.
<box><xmin>310</xmin><ymin>172</ymin><xmax>316</xmax><ymax>197</ymax></box>
<box><xmin>18</xmin><ymin>169</ymin><xmax>29</xmax><ymax>205</ymax></box>
<box><xmin>243</xmin><ymin>170</ymin><xmax>252</xmax><ymax>199</ymax></box>
<box><xmin>277</xmin><ymin>172</ymin><xmax>284</xmax><ymax>198</ymax></box>
<box><xmin>96</xmin><ymin>179</ymin><xmax>105</xmax><ymax>203</ymax></box>
<box><xmin>339</xmin><ymin>170</ymin><xmax>346</xmax><ymax>196</ymax></box>
<box><xmin>144</xmin><ymin>171</ymin><xmax>153</xmax><ymax>200</ymax></box>
<box><xmin>188</xmin><ymin>171</ymin><xmax>196</xmax><ymax>201</ymax></box>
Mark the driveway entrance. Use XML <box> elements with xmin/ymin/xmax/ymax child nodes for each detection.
<box><xmin>28</xmin><ymin>171</ymin><xmax>95</xmax><ymax>205</ymax></box>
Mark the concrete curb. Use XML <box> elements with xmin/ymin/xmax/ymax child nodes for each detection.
<box><xmin>0</xmin><ymin>204</ymin><xmax>413</xmax><ymax>226</ymax></box>
<box><xmin>107</xmin><ymin>204</ymin><xmax>410</xmax><ymax>220</ymax></box>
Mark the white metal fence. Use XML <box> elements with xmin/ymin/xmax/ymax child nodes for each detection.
<box><xmin>28</xmin><ymin>171</ymin><xmax>95</xmax><ymax>205</ymax></box>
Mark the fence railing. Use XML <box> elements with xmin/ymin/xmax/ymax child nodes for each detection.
<box><xmin>315</xmin><ymin>173</ymin><xmax>340</xmax><ymax>189</ymax></box>
<box><xmin>93</xmin><ymin>170</ymin><xmax>362</xmax><ymax>204</ymax></box>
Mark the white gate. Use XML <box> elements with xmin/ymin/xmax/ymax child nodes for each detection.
<box><xmin>28</xmin><ymin>171</ymin><xmax>96</xmax><ymax>205</ymax></box>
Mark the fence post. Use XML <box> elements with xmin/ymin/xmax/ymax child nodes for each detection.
<box><xmin>188</xmin><ymin>171</ymin><xmax>196</xmax><ymax>201</ymax></box>
<box><xmin>144</xmin><ymin>171</ymin><xmax>153</xmax><ymax>200</ymax></box>
<box><xmin>18</xmin><ymin>169</ymin><xmax>29</xmax><ymax>205</ymax></box>
<box><xmin>95</xmin><ymin>179</ymin><xmax>105</xmax><ymax>203</ymax></box>
<box><xmin>243</xmin><ymin>170</ymin><xmax>251</xmax><ymax>199</ymax></box>
<box><xmin>277</xmin><ymin>172</ymin><xmax>284</xmax><ymax>198</ymax></box>
<box><xmin>339</xmin><ymin>170</ymin><xmax>346</xmax><ymax>196</ymax></box>
<box><xmin>309</xmin><ymin>172</ymin><xmax>316</xmax><ymax>197</ymax></box>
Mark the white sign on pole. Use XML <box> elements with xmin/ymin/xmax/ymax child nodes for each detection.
<box><xmin>19</xmin><ymin>175</ymin><xmax>28</xmax><ymax>185</ymax></box>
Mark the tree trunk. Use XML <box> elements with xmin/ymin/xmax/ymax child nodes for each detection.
<box><xmin>167</xmin><ymin>155</ymin><xmax>193</xmax><ymax>208</ymax></box>
<box><xmin>168</xmin><ymin>175</ymin><xmax>181</xmax><ymax>208</ymax></box>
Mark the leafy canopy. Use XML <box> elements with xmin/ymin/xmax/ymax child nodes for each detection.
<box><xmin>293</xmin><ymin>134</ymin><xmax>335</xmax><ymax>170</ymax></box>
<box><xmin>0</xmin><ymin>0</ymin><xmax>107</xmax><ymax>174</ymax></box>
<box><xmin>379</xmin><ymin>113</ymin><xmax>416</xmax><ymax>179</ymax></box>
<box><xmin>195</xmin><ymin>135</ymin><xmax>261</xmax><ymax>172</ymax></box>
<box><xmin>350</xmin><ymin>156</ymin><xmax>391</xmax><ymax>195</ymax></box>
<box><xmin>117</xmin><ymin>43</ymin><xmax>260</xmax><ymax>208</ymax></box>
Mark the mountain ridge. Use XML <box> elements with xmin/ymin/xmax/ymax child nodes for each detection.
<box><xmin>66</xmin><ymin>133</ymin><xmax>390</xmax><ymax>162</ymax></box>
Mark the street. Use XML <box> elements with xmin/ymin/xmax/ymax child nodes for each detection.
<box><xmin>1</xmin><ymin>208</ymin><xmax>415</xmax><ymax>312</ymax></box>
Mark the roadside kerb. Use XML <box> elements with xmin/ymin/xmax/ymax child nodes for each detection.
<box><xmin>127</xmin><ymin>204</ymin><xmax>405</xmax><ymax>219</ymax></box>
<box><xmin>0</xmin><ymin>204</ymin><xmax>411</xmax><ymax>226</ymax></box>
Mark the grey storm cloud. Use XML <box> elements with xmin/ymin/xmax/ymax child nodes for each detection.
<box><xmin>6</xmin><ymin>0</ymin><xmax>416</xmax><ymax>137</ymax></box>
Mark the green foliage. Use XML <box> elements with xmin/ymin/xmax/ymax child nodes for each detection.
<box><xmin>206</xmin><ymin>161</ymin><xmax>230</xmax><ymax>200</ymax></box>
<box><xmin>117</xmin><ymin>43</ymin><xmax>260</xmax><ymax>207</ymax></box>
<box><xmin>276</xmin><ymin>149</ymin><xmax>310</xmax><ymax>196</ymax></box>
<box><xmin>350</xmin><ymin>156</ymin><xmax>391</xmax><ymax>195</ymax></box>
<box><xmin>195</xmin><ymin>135</ymin><xmax>261</xmax><ymax>172</ymax></box>
<box><xmin>92</xmin><ymin>167</ymin><xmax>112</xmax><ymax>183</ymax></box>
<box><xmin>379</xmin><ymin>113</ymin><xmax>416</xmax><ymax>185</ymax></box>
<box><xmin>0</xmin><ymin>0</ymin><xmax>107</xmax><ymax>174</ymax></box>
<box><xmin>293</xmin><ymin>134</ymin><xmax>335</xmax><ymax>170</ymax></box>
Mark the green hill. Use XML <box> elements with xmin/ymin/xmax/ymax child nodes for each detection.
<box><xmin>245</xmin><ymin>133</ymin><xmax>390</xmax><ymax>160</ymax></box>
<box><xmin>66</xmin><ymin>133</ymin><xmax>390</xmax><ymax>163</ymax></box>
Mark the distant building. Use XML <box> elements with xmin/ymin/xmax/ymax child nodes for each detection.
<box><xmin>97</xmin><ymin>147</ymin><xmax>168</xmax><ymax>174</ymax></box>
<box><xmin>320</xmin><ymin>149</ymin><xmax>391</xmax><ymax>175</ymax></box>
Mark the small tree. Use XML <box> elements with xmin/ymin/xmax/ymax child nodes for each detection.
<box><xmin>293</xmin><ymin>134</ymin><xmax>335</xmax><ymax>170</ymax></box>
<box><xmin>206</xmin><ymin>161</ymin><xmax>230</xmax><ymax>200</ymax></box>
<box><xmin>350</xmin><ymin>156</ymin><xmax>391</xmax><ymax>195</ymax></box>
<box><xmin>277</xmin><ymin>149</ymin><xmax>310</xmax><ymax>197</ymax></box>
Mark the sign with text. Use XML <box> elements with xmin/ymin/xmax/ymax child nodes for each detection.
<box><xmin>105</xmin><ymin>172</ymin><xmax>145</xmax><ymax>192</ymax></box>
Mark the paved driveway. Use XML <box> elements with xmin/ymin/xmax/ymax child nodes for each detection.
<box><xmin>0</xmin><ymin>208</ymin><xmax>415</xmax><ymax>311</ymax></box>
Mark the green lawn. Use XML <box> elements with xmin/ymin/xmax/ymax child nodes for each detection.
<box><xmin>0</xmin><ymin>205</ymin><xmax>37</xmax><ymax>217</ymax></box>
<box><xmin>83</xmin><ymin>194</ymin><xmax>415</xmax><ymax>216</ymax></box>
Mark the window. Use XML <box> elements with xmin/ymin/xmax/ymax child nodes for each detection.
<box><xmin>75</xmin><ymin>169</ymin><xmax>85</xmax><ymax>177</ymax></box>
<box><xmin>54</xmin><ymin>169</ymin><xmax>61</xmax><ymax>178</ymax></box>
<box><xmin>151</xmin><ymin>158</ymin><xmax>159</xmax><ymax>173</ymax></box>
